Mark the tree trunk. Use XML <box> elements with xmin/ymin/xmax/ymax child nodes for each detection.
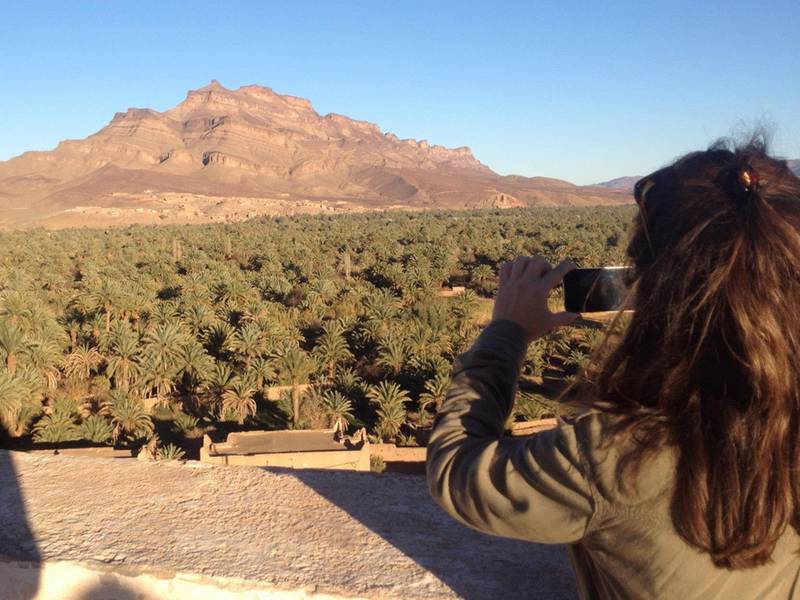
<box><xmin>120</xmin><ymin>366</ymin><xmax>129</xmax><ymax>391</ymax></box>
<box><xmin>292</xmin><ymin>381</ymin><xmax>300</xmax><ymax>429</ymax></box>
<box><xmin>7</xmin><ymin>353</ymin><xmax>16</xmax><ymax>374</ymax></box>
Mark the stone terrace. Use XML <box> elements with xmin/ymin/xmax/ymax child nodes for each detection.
<box><xmin>0</xmin><ymin>451</ymin><xmax>576</xmax><ymax>599</ymax></box>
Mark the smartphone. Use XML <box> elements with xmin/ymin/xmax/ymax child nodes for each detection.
<box><xmin>563</xmin><ymin>267</ymin><xmax>632</xmax><ymax>313</ymax></box>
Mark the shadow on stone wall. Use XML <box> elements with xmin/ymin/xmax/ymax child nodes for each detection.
<box><xmin>286</xmin><ymin>467</ymin><xmax>576</xmax><ymax>600</ymax></box>
<box><xmin>70</xmin><ymin>578</ymin><xmax>144</xmax><ymax>600</ymax></box>
<box><xmin>1</xmin><ymin>436</ymin><xmax>40</xmax><ymax>599</ymax></box>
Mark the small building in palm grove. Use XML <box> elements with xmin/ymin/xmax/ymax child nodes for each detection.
<box><xmin>436</xmin><ymin>286</ymin><xmax>467</xmax><ymax>298</ymax></box>
<box><xmin>200</xmin><ymin>425</ymin><xmax>370</xmax><ymax>471</ymax></box>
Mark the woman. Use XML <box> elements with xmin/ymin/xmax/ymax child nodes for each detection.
<box><xmin>427</xmin><ymin>139</ymin><xmax>800</xmax><ymax>599</ymax></box>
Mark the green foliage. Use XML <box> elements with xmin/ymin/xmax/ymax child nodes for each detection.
<box><xmin>0</xmin><ymin>367</ymin><xmax>46</xmax><ymax>436</ymax></box>
<box><xmin>157</xmin><ymin>443</ymin><xmax>186</xmax><ymax>461</ymax></box>
<box><xmin>564</xmin><ymin>347</ymin><xmax>589</xmax><ymax>369</ymax></box>
<box><xmin>321</xmin><ymin>390</ymin><xmax>354</xmax><ymax>430</ymax></box>
<box><xmin>104</xmin><ymin>389</ymin><xmax>154</xmax><ymax>441</ymax></box>
<box><xmin>221</xmin><ymin>376</ymin><xmax>257</xmax><ymax>425</ymax></box>
<box><xmin>80</xmin><ymin>415</ymin><xmax>114</xmax><ymax>444</ymax></box>
<box><xmin>368</xmin><ymin>381</ymin><xmax>410</xmax><ymax>441</ymax></box>
<box><xmin>33</xmin><ymin>400</ymin><xmax>81</xmax><ymax>443</ymax></box>
<box><xmin>515</xmin><ymin>392</ymin><xmax>558</xmax><ymax>421</ymax></box>
<box><xmin>173</xmin><ymin>411</ymin><xmax>200</xmax><ymax>434</ymax></box>
<box><xmin>418</xmin><ymin>370</ymin><xmax>450</xmax><ymax>425</ymax></box>
<box><xmin>370</xmin><ymin>454</ymin><xmax>386</xmax><ymax>473</ymax></box>
<box><xmin>0</xmin><ymin>207</ymin><xmax>633</xmax><ymax>444</ymax></box>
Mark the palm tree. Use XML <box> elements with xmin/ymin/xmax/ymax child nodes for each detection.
<box><xmin>62</xmin><ymin>316</ymin><xmax>83</xmax><ymax>350</ymax></box>
<box><xmin>313</xmin><ymin>331</ymin><xmax>352</xmax><ymax>380</ymax></box>
<box><xmin>321</xmin><ymin>390</ymin><xmax>353</xmax><ymax>431</ymax></box>
<box><xmin>221</xmin><ymin>376</ymin><xmax>257</xmax><ymax>425</ymax></box>
<box><xmin>80</xmin><ymin>414</ymin><xmax>114</xmax><ymax>444</ymax></box>
<box><xmin>451</xmin><ymin>289</ymin><xmax>479</xmax><ymax>326</ymax></box>
<box><xmin>333</xmin><ymin>366</ymin><xmax>365</xmax><ymax>399</ymax></box>
<box><xmin>22</xmin><ymin>335</ymin><xmax>63</xmax><ymax>390</ymax></box>
<box><xmin>232</xmin><ymin>322</ymin><xmax>267</xmax><ymax>370</ymax></box>
<box><xmin>418</xmin><ymin>370</ymin><xmax>450</xmax><ymax>425</ymax></box>
<box><xmin>205</xmin><ymin>322</ymin><xmax>235</xmax><ymax>358</ymax></box>
<box><xmin>33</xmin><ymin>409</ymin><xmax>81</xmax><ymax>443</ymax></box>
<box><xmin>106</xmin><ymin>330</ymin><xmax>141</xmax><ymax>391</ymax></box>
<box><xmin>367</xmin><ymin>381</ymin><xmax>410</xmax><ymax>441</ymax></box>
<box><xmin>250</xmin><ymin>356</ymin><xmax>275</xmax><ymax>389</ymax></box>
<box><xmin>363</xmin><ymin>288</ymin><xmax>399</xmax><ymax>324</ymax></box>
<box><xmin>141</xmin><ymin>322</ymin><xmax>186</xmax><ymax>401</ymax></box>
<box><xmin>103</xmin><ymin>389</ymin><xmax>154</xmax><ymax>441</ymax></box>
<box><xmin>0</xmin><ymin>321</ymin><xmax>26</xmax><ymax>373</ymax></box>
<box><xmin>339</xmin><ymin>247</ymin><xmax>352</xmax><ymax>281</ymax></box>
<box><xmin>201</xmin><ymin>361</ymin><xmax>236</xmax><ymax>415</ymax></box>
<box><xmin>83</xmin><ymin>313</ymin><xmax>106</xmax><ymax>343</ymax></box>
<box><xmin>374</xmin><ymin>400</ymin><xmax>407</xmax><ymax>441</ymax></box>
<box><xmin>0</xmin><ymin>370</ymin><xmax>26</xmax><ymax>436</ymax></box>
<box><xmin>150</xmin><ymin>302</ymin><xmax>179</xmax><ymax>326</ymax></box>
<box><xmin>275</xmin><ymin>346</ymin><xmax>316</xmax><ymax>429</ymax></box>
<box><xmin>64</xmin><ymin>344</ymin><xmax>103</xmax><ymax>381</ymax></box>
<box><xmin>470</xmin><ymin>263</ymin><xmax>496</xmax><ymax>295</ymax></box>
<box><xmin>177</xmin><ymin>341</ymin><xmax>213</xmax><ymax>393</ymax></box>
<box><xmin>376</xmin><ymin>337</ymin><xmax>406</xmax><ymax>376</ymax></box>
<box><xmin>183</xmin><ymin>303</ymin><xmax>212</xmax><ymax>335</ymax></box>
<box><xmin>0</xmin><ymin>293</ymin><xmax>31</xmax><ymax>325</ymax></box>
<box><xmin>90</xmin><ymin>280</ymin><xmax>117</xmax><ymax>333</ymax></box>
<box><xmin>215</xmin><ymin>279</ymin><xmax>253</xmax><ymax>310</ymax></box>
<box><xmin>32</xmin><ymin>395</ymin><xmax>80</xmax><ymax>441</ymax></box>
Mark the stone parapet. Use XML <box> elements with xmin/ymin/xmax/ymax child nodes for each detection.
<box><xmin>0</xmin><ymin>450</ymin><xmax>575</xmax><ymax>599</ymax></box>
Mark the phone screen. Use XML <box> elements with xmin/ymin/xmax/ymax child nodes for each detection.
<box><xmin>563</xmin><ymin>267</ymin><xmax>632</xmax><ymax>313</ymax></box>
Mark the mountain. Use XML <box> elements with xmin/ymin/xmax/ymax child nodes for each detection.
<box><xmin>0</xmin><ymin>81</ymin><xmax>627</xmax><ymax>228</ymax></box>
<box><xmin>592</xmin><ymin>176</ymin><xmax>641</xmax><ymax>192</ymax></box>
<box><xmin>789</xmin><ymin>159</ymin><xmax>800</xmax><ymax>176</ymax></box>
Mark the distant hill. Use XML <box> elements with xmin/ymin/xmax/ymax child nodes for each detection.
<box><xmin>596</xmin><ymin>159</ymin><xmax>800</xmax><ymax>192</ymax></box>
<box><xmin>591</xmin><ymin>176</ymin><xmax>641</xmax><ymax>192</ymax></box>
<box><xmin>0</xmin><ymin>81</ymin><xmax>626</xmax><ymax>228</ymax></box>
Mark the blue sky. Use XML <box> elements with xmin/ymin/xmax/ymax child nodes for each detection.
<box><xmin>1</xmin><ymin>1</ymin><xmax>798</xmax><ymax>184</ymax></box>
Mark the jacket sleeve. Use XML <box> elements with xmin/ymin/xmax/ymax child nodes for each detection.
<box><xmin>426</xmin><ymin>319</ymin><xmax>595</xmax><ymax>544</ymax></box>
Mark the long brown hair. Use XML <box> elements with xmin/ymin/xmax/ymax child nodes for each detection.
<box><xmin>590</xmin><ymin>137</ymin><xmax>800</xmax><ymax>569</ymax></box>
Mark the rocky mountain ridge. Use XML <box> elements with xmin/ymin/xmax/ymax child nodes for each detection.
<box><xmin>0</xmin><ymin>81</ymin><xmax>625</xmax><ymax>228</ymax></box>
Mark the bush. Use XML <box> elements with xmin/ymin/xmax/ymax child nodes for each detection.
<box><xmin>172</xmin><ymin>411</ymin><xmax>199</xmax><ymax>434</ymax></box>
<box><xmin>157</xmin><ymin>443</ymin><xmax>186</xmax><ymax>461</ymax></box>
<box><xmin>515</xmin><ymin>392</ymin><xmax>558</xmax><ymax>421</ymax></box>
<box><xmin>80</xmin><ymin>415</ymin><xmax>114</xmax><ymax>444</ymax></box>
<box><xmin>370</xmin><ymin>454</ymin><xmax>386</xmax><ymax>474</ymax></box>
<box><xmin>33</xmin><ymin>405</ymin><xmax>81</xmax><ymax>443</ymax></box>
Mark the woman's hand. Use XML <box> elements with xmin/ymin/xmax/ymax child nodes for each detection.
<box><xmin>492</xmin><ymin>256</ymin><xmax>579</xmax><ymax>344</ymax></box>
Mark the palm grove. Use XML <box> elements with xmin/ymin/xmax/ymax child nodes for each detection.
<box><xmin>0</xmin><ymin>207</ymin><xmax>632</xmax><ymax>458</ymax></box>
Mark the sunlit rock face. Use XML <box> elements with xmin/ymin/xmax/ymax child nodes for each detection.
<box><xmin>0</xmin><ymin>81</ymin><xmax>626</xmax><ymax>228</ymax></box>
<box><xmin>0</xmin><ymin>450</ymin><xmax>576</xmax><ymax>599</ymax></box>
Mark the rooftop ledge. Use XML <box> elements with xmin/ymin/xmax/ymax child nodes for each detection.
<box><xmin>1</xmin><ymin>450</ymin><xmax>575</xmax><ymax>599</ymax></box>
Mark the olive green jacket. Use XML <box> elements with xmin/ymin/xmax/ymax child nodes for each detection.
<box><xmin>426</xmin><ymin>320</ymin><xmax>800</xmax><ymax>599</ymax></box>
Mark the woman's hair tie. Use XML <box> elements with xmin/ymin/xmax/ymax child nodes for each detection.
<box><xmin>719</xmin><ymin>163</ymin><xmax>760</xmax><ymax>218</ymax></box>
<box><xmin>737</xmin><ymin>164</ymin><xmax>760</xmax><ymax>193</ymax></box>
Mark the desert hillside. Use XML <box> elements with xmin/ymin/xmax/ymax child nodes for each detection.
<box><xmin>0</xmin><ymin>81</ymin><xmax>626</xmax><ymax>228</ymax></box>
